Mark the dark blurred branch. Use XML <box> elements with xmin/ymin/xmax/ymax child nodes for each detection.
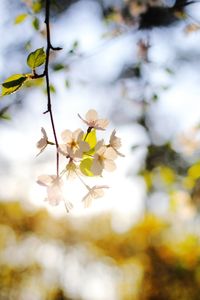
<box><xmin>43</xmin><ymin>0</ymin><xmax>60</xmax><ymax>178</ymax></box>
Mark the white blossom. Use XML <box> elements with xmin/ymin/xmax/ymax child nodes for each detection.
<box><xmin>59</xmin><ymin>128</ymin><xmax>89</xmax><ymax>158</ymax></box>
<box><xmin>82</xmin><ymin>185</ymin><xmax>109</xmax><ymax>207</ymax></box>
<box><xmin>65</xmin><ymin>161</ymin><xmax>79</xmax><ymax>180</ymax></box>
<box><xmin>36</xmin><ymin>127</ymin><xmax>48</xmax><ymax>156</ymax></box>
<box><xmin>37</xmin><ymin>175</ymin><xmax>72</xmax><ymax>211</ymax></box>
<box><xmin>109</xmin><ymin>129</ymin><xmax>125</xmax><ymax>157</ymax></box>
<box><xmin>78</xmin><ymin>109</ymin><xmax>109</xmax><ymax>130</ymax></box>
<box><xmin>91</xmin><ymin>144</ymin><xmax>117</xmax><ymax>176</ymax></box>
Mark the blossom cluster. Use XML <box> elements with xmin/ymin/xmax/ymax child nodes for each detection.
<box><xmin>36</xmin><ymin>109</ymin><xmax>124</xmax><ymax>210</ymax></box>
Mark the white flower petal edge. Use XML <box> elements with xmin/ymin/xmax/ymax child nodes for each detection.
<box><xmin>36</xmin><ymin>127</ymin><xmax>48</xmax><ymax>156</ymax></box>
<box><xmin>82</xmin><ymin>185</ymin><xmax>109</xmax><ymax>207</ymax></box>
<box><xmin>37</xmin><ymin>175</ymin><xmax>66</xmax><ymax>207</ymax></box>
<box><xmin>109</xmin><ymin>129</ymin><xmax>125</xmax><ymax>157</ymax></box>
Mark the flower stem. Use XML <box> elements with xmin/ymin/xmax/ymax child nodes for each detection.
<box><xmin>76</xmin><ymin>171</ymin><xmax>90</xmax><ymax>190</ymax></box>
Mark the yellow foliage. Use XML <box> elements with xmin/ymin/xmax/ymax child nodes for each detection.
<box><xmin>0</xmin><ymin>201</ymin><xmax>200</xmax><ymax>300</ymax></box>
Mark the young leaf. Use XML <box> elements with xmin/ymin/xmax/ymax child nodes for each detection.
<box><xmin>32</xmin><ymin>17</ymin><xmax>40</xmax><ymax>31</ymax></box>
<box><xmin>83</xmin><ymin>130</ymin><xmax>97</xmax><ymax>156</ymax></box>
<box><xmin>84</xmin><ymin>130</ymin><xmax>97</xmax><ymax>148</ymax></box>
<box><xmin>14</xmin><ymin>13</ymin><xmax>28</xmax><ymax>24</ymax></box>
<box><xmin>27</xmin><ymin>48</ymin><xmax>46</xmax><ymax>69</ymax></box>
<box><xmin>0</xmin><ymin>113</ymin><xmax>11</xmax><ymax>120</ymax></box>
<box><xmin>52</xmin><ymin>63</ymin><xmax>65</xmax><ymax>71</ymax></box>
<box><xmin>0</xmin><ymin>105</ymin><xmax>11</xmax><ymax>120</ymax></box>
<box><xmin>80</xmin><ymin>158</ymin><xmax>94</xmax><ymax>176</ymax></box>
<box><xmin>50</xmin><ymin>84</ymin><xmax>56</xmax><ymax>93</ymax></box>
<box><xmin>1</xmin><ymin>74</ymin><xmax>27</xmax><ymax>96</ymax></box>
<box><xmin>32</xmin><ymin>2</ymin><xmax>42</xmax><ymax>13</ymax></box>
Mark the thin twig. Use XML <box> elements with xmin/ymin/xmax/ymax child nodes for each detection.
<box><xmin>43</xmin><ymin>0</ymin><xmax>60</xmax><ymax>178</ymax></box>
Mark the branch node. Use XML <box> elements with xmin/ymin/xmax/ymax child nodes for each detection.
<box><xmin>43</xmin><ymin>109</ymin><xmax>49</xmax><ymax>114</ymax></box>
<box><xmin>50</xmin><ymin>44</ymin><xmax>63</xmax><ymax>51</ymax></box>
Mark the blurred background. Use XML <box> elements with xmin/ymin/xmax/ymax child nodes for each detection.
<box><xmin>1</xmin><ymin>0</ymin><xmax>200</xmax><ymax>299</ymax></box>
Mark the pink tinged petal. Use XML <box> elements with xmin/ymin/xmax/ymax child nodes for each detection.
<box><xmin>110</xmin><ymin>130</ymin><xmax>121</xmax><ymax>149</ymax></box>
<box><xmin>73</xmin><ymin>128</ymin><xmax>83</xmax><ymax>141</ymax></box>
<box><xmin>95</xmin><ymin>140</ymin><xmax>105</xmax><ymax>151</ymax></box>
<box><xmin>96</xmin><ymin>119</ymin><xmax>109</xmax><ymax>130</ymax></box>
<box><xmin>104</xmin><ymin>147</ymin><xmax>118</xmax><ymax>160</ymax></box>
<box><xmin>36</xmin><ymin>147</ymin><xmax>46</xmax><ymax>157</ymax></box>
<box><xmin>46</xmin><ymin>184</ymin><xmax>63</xmax><ymax>206</ymax></box>
<box><xmin>110</xmin><ymin>129</ymin><xmax>115</xmax><ymax>141</ymax></box>
<box><xmin>104</xmin><ymin>159</ymin><xmax>116</xmax><ymax>172</ymax></box>
<box><xmin>41</xmin><ymin>127</ymin><xmax>48</xmax><ymax>139</ymax></box>
<box><xmin>94</xmin><ymin>185</ymin><xmax>109</xmax><ymax>190</ymax></box>
<box><xmin>58</xmin><ymin>144</ymin><xmax>68</xmax><ymax>156</ymax></box>
<box><xmin>66</xmin><ymin>162</ymin><xmax>77</xmax><ymax>180</ymax></box>
<box><xmin>83</xmin><ymin>192</ymin><xmax>93</xmax><ymax>208</ymax></box>
<box><xmin>115</xmin><ymin>149</ymin><xmax>125</xmax><ymax>157</ymax></box>
<box><xmin>91</xmin><ymin>159</ymin><xmax>103</xmax><ymax>176</ymax></box>
<box><xmin>37</xmin><ymin>137</ymin><xmax>47</xmax><ymax>149</ymax></box>
<box><xmin>64</xmin><ymin>199</ymin><xmax>73</xmax><ymax>212</ymax></box>
<box><xmin>61</xmin><ymin>129</ymin><xmax>72</xmax><ymax>143</ymax></box>
<box><xmin>91</xmin><ymin>188</ymin><xmax>104</xmax><ymax>199</ymax></box>
<box><xmin>79</xmin><ymin>141</ymin><xmax>90</xmax><ymax>152</ymax></box>
<box><xmin>67</xmin><ymin>147</ymin><xmax>83</xmax><ymax>159</ymax></box>
<box><xmin>86</xmin><ymin>109</ymin><xmax>98</xmax><ymax>122</ymax></box>
<box><xmin>78</xmin><ymin>113</ymin><xmax>87</xmax><ymax>124</ymax></box>
<box><xmin>96</xmin><ymin>146</ymin><xmax>107</xmax><ymax>156</ymax></box>
<box><xmin>73</xmin><ymin>148</ymin><xmax>83</xmax><ymax>158</ymax></box>
<box><xmin>66</xmin><ymin>147</ymin><xmax>75</xmax><ymax>158</ymax></box>
<box><xmin>83</xmin><ymin>185</ymin><xmax>109</xmax><ymax>207</ymax></box>
<box><xmin>37</xmin><ymin>175</ymin><xmax>55</xmax><ymax>187</ymax></box>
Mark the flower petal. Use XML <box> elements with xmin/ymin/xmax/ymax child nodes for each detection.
<box><xmin>58</xmin><ymin>144</ymin><xmax>68</xmax><ymax>156</ymax></box>
<box><xmin>104</xmin><ymin>147</ymin><xmax>118</xmax><ymax>160</ymax></box>
<box><xmin>61</xmin><ymin>129</ymin><xmax>72</xmax><ymax>143</ymax></box>
<box><xmin>79</xmin><ymin>141</ymin><xmax>90</xmax><ymax>152</ymax></box>
<box><xmin>73</xmin><ymin>128</ymin><xmax>83</xmax><ymax>141</ymax></box>
<box><xmin>86</xmin><ymin>109</ymin><xmax>98</xmax><ymax>122</ymax></box>
<box><xmin>37</xmin><ymin>137</ymin><xmax>47</xmax><ymax>149</ymax></box>
<box><xmin>104</xmin><ymin>159</ymin><xmax>116</xmax><ymax>172</ymax></box>
<box><xmin>91</xmin><ymin>188</ymin><xmax>104</xmax><ymax>199</ymax></box>
<box><xmin>37</xmin><ymin>175</ymin><xmax>55</xmax><ymax>187</ymax></box>
<box><xmin>41</xmin><ymin>127</ymin><xmax>47</xmax><ymax>139</ymax></box>
<box><xmin>115</xmin><ymin>149</ymin><xmax>125</xmax><ymax>157</ymax></box>
<box><xmin>66</xmin><ymin>161</ymin><xmax>78</xmax><ymax>180</ymax></box>
<box><xmin>46</xmin><ymin>184</ymin><xmax>63</xmax><ymax>205</ymax></box>
<box><xmin>96</xmin><ymin>119</ymin><xmax>109</xmax><ymax>130</ymax></box>
<box><xmin>91</xmin><ymin>159</ymin><xmax>103</xmax><ymax>176</ymax></box>
<box><xmin>82</xmin><ymin>192</ymin><xmax>93</xmax><ymax>207</ymax></box>
<box><xmin>78</xmin><ymin>113</ymin><xmax>88</xmax><ymax>125</ymax></box>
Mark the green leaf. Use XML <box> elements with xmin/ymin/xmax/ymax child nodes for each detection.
<box><xmin>152</xmin><ymin>94</ymin><xmax>158</xmax><ymax>102</ymax></box>
<box><xmin>0</xmin><ymin>113</ymin><xmax>11</xmax><ymax>120</ymax></box>
<box><xmin>80</xmin><ymin>158</ymin><xmax>94</xmax><ymax>177</ymax></box>
<box><xmin>0</xmin><ymin>105</ymin><xmax>11</xmax><ymax>120</ymax></box>
<box><xmin>32</xmin><ymin>17</ymin><xmax>40</xmax><ymax>31</ymax></box>
<box><xmin>14</xmin><ymin>13</ymin><xmax>28</xmax><ymax>24</ymax></box>
<box><xmin>65</xmin><ymin>80</ymin><xmax>70</xmax><ymax>88</ymax></box>
<box><xmin>1</xmin><ymin>74</ymin><xmax>27</xmax><ymax>96</ymax></box>
<box><xmin>49</xmin><ymin>84</ymin><xmax>56</xmax><ymax>93</ymax></box>
<box><xmin>27</xmin><ymin>48</ymin><xmax>46</xmax><ymax>69</ymax></box>
<box><xmin>52</xmin><ymin>63</ymin><xmax>65</xmax><ymax>71</ymax></box>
